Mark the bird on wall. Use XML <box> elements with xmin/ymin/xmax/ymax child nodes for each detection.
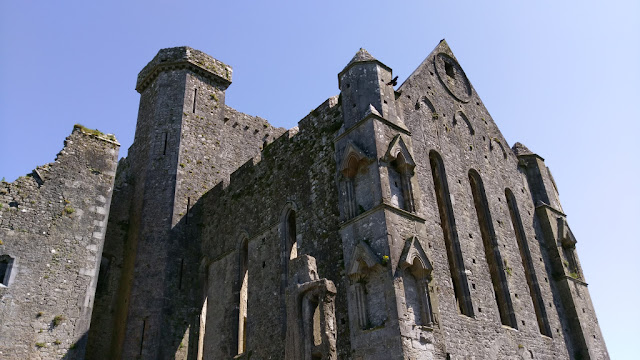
<box><xmin>387</xmin><ymin>76</ymin><xmax>398</xmax><ymax>86</ymax></box>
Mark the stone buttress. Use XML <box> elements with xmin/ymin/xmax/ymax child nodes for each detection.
<box><xmin>334</xmin><ymin>49</ymin><xmax>438</xmax><ymax>360</ymax></box>
<box><xmin>515</xmin><ymin>143</ymin><xmax>609</xmax><ymax>359</ymax></box>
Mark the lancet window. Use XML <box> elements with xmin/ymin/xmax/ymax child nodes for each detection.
<box><xmin>429</xmin><ymin>151</ymin><xmax>474</xmax><ymax>316</ymax></box>
<box><xmin>468</xmin><ymin>170</ymin><xmax>516</xmax><ymax>328</ymax></box>
<box><xmin>237</xmin><ymin>237</ymin><xmax>249</xmax><ymax>354</ymax></box>
<box><xmin>505</xmin><ymin>189</ymin><xmax>552</xmax><ymax>336</ymax></box>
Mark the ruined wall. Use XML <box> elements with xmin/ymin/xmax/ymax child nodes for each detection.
<box><xmin>197</xmin><ymin>96</ymin><xmax>347</xmax><ymax>359</ymax></box>
<box><xmin>0</xmin><ymin>126</ymin><xmax>118</xmax><ymax>359</ymax></box>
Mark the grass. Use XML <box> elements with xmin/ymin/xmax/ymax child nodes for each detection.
<box><xmin>35</xmin><ymin>342</ymin><xmax>46</xmax><ymax>348</ymax></box>
<box><xmin>73</xmin><ymin>124</ymin><xmax>116</xmax><ymax>141</ymax></box>
<box><xmin>64</xmin><ymin>206</ymin><xmax>75</xmax><ymax>214</ymax></box>
<box><xmin>52</xmin><ymin>315</ymin><xmax>65</xmax><ymax>327</ymax></box>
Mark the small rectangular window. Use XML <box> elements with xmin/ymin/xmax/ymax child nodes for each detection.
<box><xmin>0</xmin><ymin>255</ymin><xmax>14</xmax><ymax>286</ymax></box>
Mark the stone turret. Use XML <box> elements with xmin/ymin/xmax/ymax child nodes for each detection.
<box><xmin>338</xmin><ymin>48</ymin><xmax>406</xmax><ymax>131</ymax></box>
<box><xmin>335</xmin><ymin>49</ymin><xmax>431</xmax><ymax>360</ymax></box>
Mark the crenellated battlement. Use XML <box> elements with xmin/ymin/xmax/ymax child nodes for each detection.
<box><xmin>136</xmin><ymin>46</ymin><xmax>233</xmax><ymax>93</ymax></box>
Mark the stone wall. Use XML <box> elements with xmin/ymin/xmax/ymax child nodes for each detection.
<box><xmin>86</xmin><ymin>46</ymin><xmax>285</xmax><ymax>360</ymax></box>
<box><xmin>0</xmin><ymin>126</ymin><xmax>118</xmax><ymax>359</ymax></box>
<box><xmin>197</xmin><ymin>96</ymin><xmax>347</xmax><ymax>359</ymax></box>
<box><xmin>394</xmin><ymin>40</ymin><xmax>607</xmax><ymax>359</ymax></box>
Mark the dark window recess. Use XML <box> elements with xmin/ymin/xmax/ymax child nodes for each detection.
<box><xmin>96</xmin><ymin>256</ymin><xmax>111</xmax><ymax>294</ymax></box>
<box><xmin>139</xmin><ymin>319</ymin><xmax>146</xmax><ymax>356</ymax></box>
<box><xmin>238</xmin><ymin>238</ymin><xmax>249</xmax><ymax>354</ymax></box>
<box><xmin>186</xmin><ymin>197</ymin><xmax>191</xmax><ymax>224</ymax></box>
<box><xmin>193</xmin><ymin>88</ymin><xmax>198</xmax><ymax>113</ymax></box>
<box><xmin>0</xmin><ymin>255</ymin><xmax>13</xmax><ymax>286</ymax></box>
<box><xmin>163</xmin><ymin>132</ymin><xmax>168</xmax><ymax>155</ymax></box>
<box><xmin>445</xmin><ymin>62</ymin><xmax>455</xmax><ymax>78</ymax></box>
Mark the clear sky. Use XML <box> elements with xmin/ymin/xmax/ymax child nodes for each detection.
<box><xmin>1</xmin><ymin>1</ymin><xmax>638</xmax><ymax>358</ymax></box>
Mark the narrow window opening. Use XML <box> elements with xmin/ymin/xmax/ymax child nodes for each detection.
<box><xmin>238</xmin><ymin>238</ymin><xmax>249</xmax><ymax>354</ymax></box>
<box><xmin>287</xmin><ymin>210</ymin><xmax>297</xmax><ymax>260</ymax></box>
<box><xmin>139</xmin><ymin>319</ymin><xmax>146</xmax><ymax>357</ymax></box>
<box><xmin>96</xmin><ymin>255</ymin><xmax>110</xmax><ymax>294</ymax></box>
<box><xmin>562</xmin><ymin>238</ymin><xmax>580</xmax><ymax>278</ymax></box>
<box><xmin>178</xmin><ymin>258</ymin><xmax>184</xmax><ymax>290</ymax></box>
<box><xmin>429</xmin><ymin>151</ymin><xmax>474</xmax><ymax>317</ymax></box>
<box><xmin>0</xmin><ymin>255</ymin><xmax>13</xmax><ymax>286</ymax></box>
<box><xmin>193</xmin><ymin>89</ymin><xmax>197</xmax><ymax>113</ymax></box>
<box><xmin>186</xmin><ymin>197</ymin><xmax>191</xmax><ymax>224</ymax></box>
<box><xmin>163</xmin><ymin>132</ymin><xmax>168</xmax><ymax>155</ymax></box>
<box><xmin>445</xmin><ymin>62</ymin><xmax>455</xmax><ymax>78</ymax></box>
<box><xmin>506</xmin><ymin>189</ymin><xmax>552</xmax><ymax>336</ymax></box>
<box><xmin>197</xmin><ymin>297</ymin><xmax>207</xmax><ymax>360</ymax></box>
<box><xmin>312</xmin><ymin>299</ymin><xmax>322</xmax><ymax>346</ymax></box>
<box><xmin>469</xmin><ymin>171</ymin><xmax>516</xmax><ymax>328</ymax></box>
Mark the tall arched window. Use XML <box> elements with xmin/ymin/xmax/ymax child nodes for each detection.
<box><xmin>468</xmin><ymin>170</ymin><xmax>516</xmax><ymax>328</ymax></box>
<box><xmin>238</xmin><ymin>238</ymin><xmax>249</xmax><ymax>354</ymax></box>
<box><xmin>429</xmin><ymin>151</ymin><xmax>474</xmax><ymax>316</ymax></box>
<box><xmin>287</xmin><ymin>210</ymin><xmax>297</xmax><ymax>260</ymax></box>
<box><xmin>506</xmin><ymin>189</ymin><xmax>552</xmax><ymax>336</ymax></box>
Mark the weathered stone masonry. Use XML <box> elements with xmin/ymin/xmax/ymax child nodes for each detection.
<box><xmin>0</xmin><ymin>127</ymin><xmax>119</xmax><ymax>359</ymax></box>
<box><xmin>1</xmin><ymin>40</ymin><xmax>609</xmax><ymax>360</ymax></box>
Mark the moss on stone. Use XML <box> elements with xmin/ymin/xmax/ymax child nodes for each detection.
<box><xmin>73</xmin><ymin>124</ymin><xmax>116</xmax><ymax>142</ymax></box>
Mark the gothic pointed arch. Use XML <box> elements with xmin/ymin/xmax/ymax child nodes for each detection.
<box><xmin>386</xmin><ymin>135</ymin><xmax>417</xmax><ymax>212</ymax></box>
<box><xmin>339</xmin><ymin>143</ymin><xmax>371</xmax><ymax>219</ymax></box>
<box><xmin>399</xmin><ymin>236</ymin><xmax>436</xmax><ymax>327</ymax></box>
<box><xmin>237</xmin><ymin>234</ymin><xmax>249</xmax><ymax>354</ymax></box>
<box><xmin>347</xmin><ymin>241</ymin><xmax>380</xmax><ymax>278</ymax></box>
<box><xmin>347</xmin><ymin>240</ymin><xmax>386</xmax><ymax>330</ymax></box>
<box><xmin>385</xmin><ymin>135</ymin><xmax>416</xmax><ymax>170</ymax></box>
<box><xmin>490</xmin><ymin>138</ymin><xmax>508</xmax><ymax>160</ymax></box>
<box><xmin>339</xmin><ymin>141</ymin><xmax>368</xmax><ymax>178</ymax></box>
<box><xmin>398</xmin><ymin>236</ymin><xmax>432</xmax><ymax>275</ymax></box>
<box><xmin>453</xmin><ymin>111</ymin><xmax>474</xmax><ymax>135</ymax></box>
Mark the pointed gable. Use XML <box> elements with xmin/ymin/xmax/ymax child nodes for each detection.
<box><xmin>347</xmin><ymin>241</ymin><xmax>380</xmax><ymax>278</ymax></box>
<box><xmin>339</xmin><ymin>141</ymin><xmax>369</xmax><ymax>177</ymax></box>
<box><xmin>398</xmin><ymin>236</ymin><xmax>432</xmax><ymax>278</ymax></box>
<box><xmin>385</xmin><ymin>134</ymin><xmax>416</xmax><ymax>170</ymax></box>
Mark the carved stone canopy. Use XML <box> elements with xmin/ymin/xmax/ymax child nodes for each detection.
<box><xmin>399</xmin><ymin>236</ymin><xmax>432</xmax><ymax>279</ymax></box>
<box><xmin>558</xmin><ymin>217</ymin><xmax>577</xmax><ymax>249</ymax></box>
<box><xmin>339</xmin><ymin>142</ymin><xmax>369</xmax><ymax>178</ymax></box>
<box><xmin>347</xmin><ymin>241</ymin><xmax>380</xmax><ymax>279</ymax></box>
<box><xmin>385</xmin><ymin>135</ymin><xmax>416</xmax><ymax>173</ymax></box>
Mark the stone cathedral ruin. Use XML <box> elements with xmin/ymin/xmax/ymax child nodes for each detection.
<box><xmin>0</xmin><ymin>40</ymin><xmax>609</xmax><ymax>359</ymax></box>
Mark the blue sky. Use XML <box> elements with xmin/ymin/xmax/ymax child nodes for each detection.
<box><xmin>1</xmin><ymin>1</ymin><xmax>638</xmax><ymax>357</ymax></box>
